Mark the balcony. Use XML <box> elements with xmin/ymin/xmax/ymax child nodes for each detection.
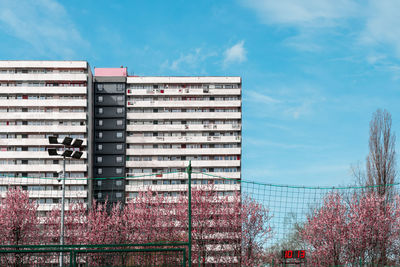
<box><xmin>126</xmin><ymin>76</ymin><xmax>240</xmax><ymax>84</ymax></box>
<box><xmin>126</xmin><ymin>171</ymin><xmax>241</xmax><ymax>180</ymax></box>
<box><xmin>0</xmin><ymin>151</ymin><xmax>87</xmax><ymax>159</ymax></box>
<box><xmin>37</xmin><ymin>203</ymin><xmax>88</xmax><ymax>212</ymax></box>
<box><xmin>27</xmin><ymin>190</ymin><xmax>87</xmax><ymax>199</ymax></box>
<box><xmin>127</xmin><ymin>112</ymin><xmax>241</xmax><ymax>120</ymax></box>
<box><xmin>0</xmin><ymin>177</ymin><xmax>87</xmax><ymax>186</ymax></box>
<box><xmin>127</xmin><ymin>100</ymin><xmax>241</xmax><ymax>108</ymax></box>
<box><xmin>0</xmin><ymin>99</ymin><xmax>87</xmax><ymax>107</ymax></box>
<box><xmin>126</xmin><ymin>88</ymin><xmax>241</xmax><ymax>96</ymax></box>
<box><xmin>125</xmin><ymin>184</ymin><xmax>240</xmax><ymax>192</ymax></box>
<box><xmin>126</xmin><ymin>136</ymin><xmax>241</xmax><ymax>144</ymax></box>
<box><xmin>126</xmin><ymin>160</ymin><xmax>240</xmax><ymax>168</ymax></box>
<box><xmin>0</xmin><ymin>125</ymin><xmax>87</xmax><ymax>133</ymax></box>
<box><xmin>0</xmin><ymin>61</ymin><xmax>87</xmax><ymax>69</ymax></box>
<box><xmin>0</xmin><ymin>73</ymin><xmax>87</xmax><ymax>81</ymax></box>
<box><xmin>0</xmin><ymin>86</ymin><xmax>87</xmax><ymax>95</ymax></box>
<box><xmin>126</xmin><ymin>148</ymin><xmax>241</xmax><ymax>156</ymax></box>
<box><xmin>0</xmin><ymin>164</ymin><xmax>87</xmax><ymax>172</ymax></box>
<box><xmin>0</xmin><ymin>139</ymin><xmax>87</xmax><ymax>146</ymax></box>
<box><xmin>1</xmin><ymin>112</ymin><xmax>86</xmax><ymax>120</ymax></box>
<box><xmin>127</xmin><ymin>124</ymin><xmax>241</xmax><ymax>132</ymax></box>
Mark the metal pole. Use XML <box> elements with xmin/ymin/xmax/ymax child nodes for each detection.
<box><xmin>187</xmin><ymin>161</ymin><xmax>192</xmax><ymax>267</ymax></box>
<box><xmin>60</xmin><ymin>154</ymin><xmax>66</xmax><ymax>267</ymax></box>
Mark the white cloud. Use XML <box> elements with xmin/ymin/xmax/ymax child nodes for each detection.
<box><xmin>246</xmin><ymin>90</ymin><xmax>281</xmax><ymax>104</ymax></box>
<box><xmin>282</xmin><ymin>31</ymin><xmax>323</xmax><ymax>52</ymax></box>
<box><xmin>283</xmin><ymin>99</ymin><xmax>315</xmax><ymax>119</ymax></box>
<box><xmin>360</xmin><ymin>0</ymin><xmax>400</xmax><ymax>57</ymax></box>
<box><xmin>245</xmin><ymin>87</ymin><xmax>324</xmax><ymax>120</ymax></box>
<box><xmin>170</xmin><ymin>48</ymin><xmax>202</xmax><ymax>71</ymax></box>
<box><xmin>0</xmin><ymin>0</ymin><xmax>88</xmax><ymax>58</ymax></box>
<box><xmin>241</xmin><ymin>0</ymin><xmax>400</xmax><ymax>71</ymax></box>
<box><xmin>162</xmin><ymin>48</ymin><xmax>217</xmax><ymax>73</ymax></box>
<box><xmin>366</xmin><ymin>53</ymin><xmax>387</xmax><ymax>65</ymax></box>
<box><xmin>223</xmin><ymin>41</ymin><xmax>247</xmax><ymax>65</ymax></box>
<box><xmin>241</xmin><ymin>0</ymin><xmax>358</xmax><ymax>27</ymax></box>
<box><xmin>246</xmin><ymin>138</ymin><xmax>313</xmax><ymax>150</ymax></box>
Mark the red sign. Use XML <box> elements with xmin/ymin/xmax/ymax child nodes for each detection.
<box><xmin>282</xmin><ymin>250</ymin><xmax>306</xmax><ymax>259</ymax></box>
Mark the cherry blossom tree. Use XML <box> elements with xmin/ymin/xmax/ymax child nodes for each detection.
<box><xmin>123</xmin><ymin>190</ymin><xmax>186</xmax><ymax>266</ymax></box>
<box><xmin>0</xmin><ymin>187</ymin><xmax>40</xmax><ymax>245</ymax></box>
<box><xmin>175</xmin><ymin>185</ymin><xmax>225</xmax><ymax>266</ymax></box>
<box><xmin>218</xmin><ymin>192</ymin><xmax>242</xmax><ymax>266</ymax></box>
<box><xmin>241</xmin><ymin>195</ymin><xmax>272</xmax><ymax>266</ymax></box>
<box><xmin>80</xmin><ymin>201</ymin><xmax>124</xmax><ymax>266</ymax></box>
<box><xmin>302</xmin><ymin>192</ymin><xmax>349</xmax><ymax>266</ymax></box>
<box><xmin>0</xmin><ymin>186</ymin><xmax>274</xmax><ymax>266</ymax></box>
<box><xmin>123</xmin><ymin>190</ymin><xmax>180</xmax><ymax>244</ymax></box>
<box><xmin>43</xmin><ymin>202</ymin><xmax>88</xmax><ymax>246</ymax></box>
<box><xmin>347</xmin><ymin>193</ymin><xmax>400</xmax><ymax>265</ymax></box>
<box><xmin>302</xmin><ymin>191</ymin><xmax>400</xmax><ymax>266</ymax></box>
<box><xmin>85</xmin><ymin>201</ymin><xmax>123</xmax><ymax>244</ymax></box>
<box><xmin>0</xmin><ymin>187</ymin><xmax>40</xmax><ymax>265</ymax></box>
<box><xmin>175</xmin><ymin>186</ymin><xmax>272</xmax><ymax>266</ymax></box>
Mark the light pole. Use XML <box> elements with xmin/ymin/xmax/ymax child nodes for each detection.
<box><xmin>186</xmin><ymin>160</ymin><xmax>192</xmax><ymax>266</ymax></box>
<box><xmin>48</xmin><ymin>136</ymin><xmax>83</xmax><ymax>267</ymax></box>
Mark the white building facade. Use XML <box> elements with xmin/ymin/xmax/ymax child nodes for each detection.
<box><xmin>0</xmin><ymin>62</ymin><xmax>242</xmax><ymax>207</ymax></box>
<box><xmin>125</xmin><ymin>76</ymin><xmax>241</xmax><ymax>198</ymax></box>
<box><xmin>0</xmin><ymin>61</ymin><xmax>92</xmax><ymax>212</ymax></box>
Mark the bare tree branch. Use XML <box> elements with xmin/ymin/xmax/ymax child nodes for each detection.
<box><xmin>365</xmin><ymin>109</ymin><xmax>397</xmax><ymax>198</ymax></box>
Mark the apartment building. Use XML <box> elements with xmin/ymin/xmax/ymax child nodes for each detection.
<box><xmin>0</xmin><ymin>61</ymin><xmax>241</xmax><ymax>207</ymax></box>
<box><xmin>0</xmin><ymin>61</ymin><xmax>92</xmax><ymax>212</ymax></box>
<box><xmin>125</xmin><ymin>76</ymin><xmax>242</xmax><ymax>199</ymax></box>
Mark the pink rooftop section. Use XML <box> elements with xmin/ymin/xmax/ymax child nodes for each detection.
<box><xmin>94</xmin><ymin>67</ymin><xmax>127</xmax><ymax>77</ymax></box>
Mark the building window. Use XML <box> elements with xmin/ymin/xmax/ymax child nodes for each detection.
<box><xmin>116</xmin><ymin>192</ymin><xmax>122</xmax><ymax>198</ymax></box>
<box><xmin>116</xmin><ymin>144</ymin><xmax>123</xmax><ymax>150</ymax></box>
<box><xmin>98</xmin><ymin>108</ymin><xmax>103</xmax><ymax>114</ymax></box>
<box><xmin>97</xmin><ymin>157</ymin><xmax>102</xmax><ymax>163</ymax></box>
<box><xmin>97</xmin><ymin>144</ymin><xmax>103</xmax><ymax>150</ymax></box>
<box><xmin>116</xmin><ymin>108</ymin><xmax>123</xmax><ymax>114</ymax></box>
<box><xmin>97</xmin><ymin>168</ymin><xmax>102</xmax><ymax>174</ymax></box>
<box><xmin>116</xmin><ymin>168</ymin><xmax>122</xmax><ymax>175</ymax></box>
<box><xmin>98</xmin><ymin>120</ymin><xmax>103</xmax><ymax>126</ymax></box>
<box><xmin>116</xmin><ymin>156</ymin><xmax>122</xmax><ymax>163</ymax></box>
<box><xmin>98</xmin><ymin>132</ymin><xmax>103</xmax><ymax>138</ymax></box>
<box><xmin>116</xmin><ymin>132</ymin><xmax>123</xmax><ymax>138</ymax></box>
<box><xmin>117</xmin><ymin>84</ymin><xmax>124</xmax><ymax>91</ymax></box>
<box><xmin>117</xmin><ymin>96</ymin><xmax>123</xmax><ymax>102</ymax></box>
<box><xmin>98</xmin><ymin>192</ymin><xmax>102</xmax><ymax>198</ymax></box>
<box><xmin>116</xmin><ymin>120</ymin><xmax>123</xmax><ymax>126</ymax></box>
<box><xmin>98</xmin><ymin>96</ymin><xmax>103</xmax><ymax>102</ymax></box>
<box><xmin>97</xmin><ymin>181</ymin><xmax>102</xmax><ymax>186</ymax></box>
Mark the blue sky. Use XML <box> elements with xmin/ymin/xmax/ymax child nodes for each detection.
<box><xmin>0</xmin><ymin>0</ymin><xmax>399</xmax><ymax>186</ymax></box>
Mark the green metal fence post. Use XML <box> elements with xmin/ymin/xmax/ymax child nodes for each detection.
<box><xmin>187</xmin><ymin>160</ymin><xmax>192</xmax><ymax>267</ymax></box>
<box><xmin>69</xmin><ymin>251</ymin><xmax>73</xmax><ymax>267</ymax></box>
<box><xmin>72</xmin><ymin>251</ymin><xmax>76</xmax><ymax>267</ymax></box>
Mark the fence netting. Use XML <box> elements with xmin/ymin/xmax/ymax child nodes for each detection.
<box><xmin>1</xmin><ymin>172</ymin><xmax>400</xmax><ymax>266</ymax></box>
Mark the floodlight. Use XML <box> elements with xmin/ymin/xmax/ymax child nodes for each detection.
<box><xmin>61</xmin><ymin>150</ymin><xmax>73</xmax><ymax>157</ymax></box>
<box><xmin>62</xmin><ymin>137</ymin><xmax>73</xmax><ymax>146</ymax></box>
<box><xmin>48</xmin><ymin>136</ymin><xmax>59</xmax><ymax>144</ymax></box>
<box><xmin>48</xmin><ymin>148</ymin><xmax>59</xmax><ymax>156</ymax></box>
<box><xmin>71</xmin><ymin>151</ymin><xmax>83</xmax><ymax>159</ymax></box>
<box><xmin>71</xmin><ymin>139</ymin><xmax>83</xmax><ymax>148</ymax></box>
